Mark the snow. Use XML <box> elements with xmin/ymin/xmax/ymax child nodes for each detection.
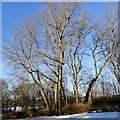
<box><xmin>11</xmin><ymin>106</ymin><xmax>22</xmax><ymax>111</ymax></box>
<box><xmin>40</xmin><ymin>112</ymin><xmax>119</xmax><ymax>119</ymax></box>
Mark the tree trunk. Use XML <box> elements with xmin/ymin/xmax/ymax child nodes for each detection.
<box><xmin>38</xmin><ymin>85</ymin><xmax>51</xmax><ymax>114</ymax></box>
<box><xmin>57</xmin><ymin>51</ymin><xmax>64</xmax><ymax>115</ymax></box>
<box><xmin>73</xmin><ymin>54</ymin><xmax>79</xmax><ymax>104</ymax></box>
<box><xmin>61</xmin><ymin>84</ymin><xmax>68</xmax><ymax>106</ymax></box>
<box><xmin>84</xmin><ymin>53</ymin><xmax>113</xmax><ymax>103</ymax></box>
<box><xmin>84</xmin><ymin>78</ymin><xmax>96</xmax><ymax>103</ymax></box>
<box><xmin>58</xmin><ymin>63</ymin><xmax>62</xmax><ymax>115</ymax></box>
<box><xmin>31</xmin><ymin>72</ymin><xmax>51</xmax><ymax>114</ymax></box>
<box><xmin>58</xmin><ymin>79</ymin><xmax>62</xmax><ymax>115</ymax></box>
<box><xmin>54</xmin><ymin>83</ymin><xmax>58</xmax><ymax>113</ymax></box>
<box><xmin>74</xmin><ymin>81</ymin><xmax>79</xmax><ymax>103</ymax></box>
<box><xmin>73</xmin><ymin>67</ymin><xmax>79</xmax><ymax>104</ymax></box>
<box><xmin>65</xmin><ymin>89</ymin><xmax>68</xmax><ymax>106</ymax></box>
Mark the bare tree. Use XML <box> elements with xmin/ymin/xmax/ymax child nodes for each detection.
<box><xmin>3</xmin><ymin>3</ymin><xmax>80</xmax><ymax>115</ymax></box>
<box><xmin>84</xmin><ymin>7</ymin><xmax>118</xmax><ymax>103</ymax></box>
<box><xmin>3</xmin><ymin>14</ymin><xmax>52</xmax><ymax>114</ymax></box>
<box><xmin>108</xmin><ymin>50</ymin><xmax>120</xmax><ymax>83</ymax></box>
<box><xmin>38</xmin><ymin>3</ymin><xmax>79</xmax><ymax>114</ymax></box>
<box><xmin>66</xmin><ymin>24</ymin><xmax>92</xmax><ymax>103</ymax></box>
<box><xmin>1</xmin><ymin>79</ymin><xmax>11</xmax><ymax>109</ymax></box>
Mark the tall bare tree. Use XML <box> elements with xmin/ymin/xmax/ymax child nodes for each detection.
<box><xmin>66</xmin><ymin>24</ymin><xmax>92</xmax><ymax>103</ymax></box>
<box><xmin>3</xmin><ymin>3</ymin><xmax>80</xmax><ymax>115</ymax></box>
<box><xmin>84</xmin><ymin>7</ymin><xmax>118</xmax><ymax>103</ymax></box>
<box><xmin>38</xmin><ymin>3</ymin><xmax>80</xmax><ymax>114</ymax></box>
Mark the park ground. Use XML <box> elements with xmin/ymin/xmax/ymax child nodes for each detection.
<box><xmin>11</xmin><ymin>112</ymin><xmax>120</xmax><ymax>120</ymax></box>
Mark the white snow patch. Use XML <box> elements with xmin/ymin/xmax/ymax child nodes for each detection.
<box><xmin>39</xmin><ymin>112</ymin><xmax>119</xmax><ymax>119</ymax></box>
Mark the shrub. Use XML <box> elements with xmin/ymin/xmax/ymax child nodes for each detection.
<box><xmin>38</xmin><ymin>108</ymin><xmax>49</xmax><ymax>116</ymax></box>
<box><xmin>91</xmin><ymin>95</ymin><xmax>120</xmax><ymax>112</ymax></box>
<box><xmin>62</xmin><ymin>103</ymin><xmax>91</xmax><ymax>115</ymax></box>
<box><xmin>25</xmin><ymin>109</ymin><xmax>38</xmax><ymax>117</ymax></box>
<box><xmin>0</xmin><ymin>114</ymin><xmax>2</xmax><ymax>120</ymax></box>
<box><xmin>2</xmin><ymin>111</ymin><xmax>27</xmax><ymax>119</ymax></box>
<box><xmin>25</xmin><ymin>108</ymin><xmax>49</xmax><ymax>117</ymax></box>
<box><xmin>2</xmin><ymin>108</ymin><xmax>49</xmax><ymax>119</ymax></box>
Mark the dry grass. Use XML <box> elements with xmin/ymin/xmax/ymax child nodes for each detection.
<box><xmin>62</xmin><ymin>103</ymin><xmax>91</xmax><ymax>115</ymax></box>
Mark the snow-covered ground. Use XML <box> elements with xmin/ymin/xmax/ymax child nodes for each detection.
<box><xmin>14</xmin><ymin>112</ymin><xmax>120</xmax><ymax>120</ymax></box>
<box><xmin>40</xmin><ymin>112</ymin><xmax>119</xmax><ymax>119</ymax></box>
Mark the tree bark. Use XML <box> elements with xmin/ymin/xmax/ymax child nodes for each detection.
<box><xmin>73</xmin><ymin>57</ymin><xmax>79</xmax><ymax>104</ymax></box>
<box><xmin>30</xmin><ymin>72</ymin><xmax>51</xmax><ymax>114</ymax></box>
<box><xmin>58</xmin><ymin>79</ymin><xmax>62</xmax><ymax>115</ymax></box>
<box><xmin>40</xmin><ymin>86</ymin><xmax>50</xmax><ymax>113</ymax></box>
<box><xmin>54</xmin><ymin>83</ymin><xmax>58</xmax><ymax>113</ymax></box>
<box><xmin>74</xmin><ymin>81</ymin><xmax>79</xmax><ymax>103</ymax></box>
<box><xmin>61</xmin><ymin>84</ymin><xmax>68</xmax><ymax>106</ymax></box>
<box><xmin>57</xmin><ymin>52</ymin><xmax>64</xmax><ymax>115</ymax></box>
<box><xmin>84</xmin><ymin>78</ymin><xmax>96</xmax><ymax>103</ymax></box>
<box><xmin>84</xmin><ymin>52</ymin><xmax>113</xmax><ymax>103</ymax></box>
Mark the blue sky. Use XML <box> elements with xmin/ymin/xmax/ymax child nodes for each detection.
<box><xmin>2</xmin><ymin>2</ymin><xmax>105</xmax><ymax>39</ymax></box>
<box><xmin>2</xmin><ymin>2</ymin><xmax>43</xmax><ymax>40</ymax></box>
<box><xmin>1</xmin><ymin>2</ymin><xmax>114</xmax><ymax>79</ymax></box>
<box><xmin>2</xmin><ymin>2</ymin><xmax>43</xmax><ymax>79</ymax></box>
